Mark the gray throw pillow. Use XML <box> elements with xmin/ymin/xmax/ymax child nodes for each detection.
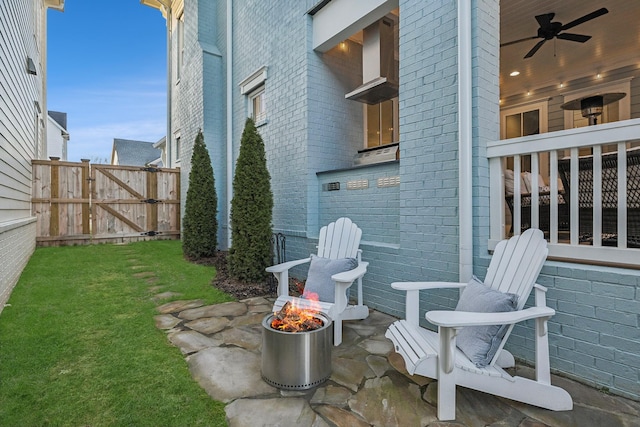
<box><xmin>455</xmin><ymin>276</ymin><xmax>519</xmax><ymax>368</ymax></box>
<box><xmin>302</xmin><ymin>255</ymin><xmax>358</xmax><ymax>303</ymax></box>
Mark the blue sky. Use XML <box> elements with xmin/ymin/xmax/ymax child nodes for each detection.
<box><xmin>47</xmin><ymin>1</ymin><xmax>167</xmax><ymax>163</ymax></box>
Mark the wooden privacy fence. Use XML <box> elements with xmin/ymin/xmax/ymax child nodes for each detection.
<box><xmin>32</xmin><ymin>159</ymin><xmax>180</xmax><ymax>246</ymax></box>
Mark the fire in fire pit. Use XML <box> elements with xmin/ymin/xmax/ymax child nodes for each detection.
<box><xmin>270</xmin><ymin>300</ymin><xmax>324</xmax><ymax>332</ymax></box>
<box><xmin>261</xmin><ymin>298</ymin><xmax>332</xmax><ymax>390</ymax></box>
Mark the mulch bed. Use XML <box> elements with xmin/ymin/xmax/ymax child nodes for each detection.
<box><xmin>191</xmin><ymin>251</ymin><xmax>303</xmax><ymax>300</ymax></box>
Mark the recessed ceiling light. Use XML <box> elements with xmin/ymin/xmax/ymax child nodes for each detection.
<box><xmin>509</xmin><ymin>71</ymin><xmax>520</xmax><ymax>77</ymax></box>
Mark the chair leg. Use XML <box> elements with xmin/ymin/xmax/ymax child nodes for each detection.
<box><xmin>437</xmin><ymin>327</ymin><xmax>457</xmax><ymax>420</ymax></box>
<box><xmin>535</xmin><ymin>317</ymin><xmax>552</xmax><ymax>385</ymax></box>
<box><xmin>333</xmin><ymin>318</ymin><xmax>342</xmax><ymax>346</ymax></box>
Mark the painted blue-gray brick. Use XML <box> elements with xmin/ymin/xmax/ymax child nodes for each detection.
<box><xmin>176</xmin><ymin>0</ymin><xmax>640</xmax><ymax>400</ymax></box>
<box><xmin>600</xmin><ymin>334</ymin><xmax>640</xmax><ymax>354</ymax></box>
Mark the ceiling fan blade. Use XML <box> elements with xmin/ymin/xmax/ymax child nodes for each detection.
<box><xmin>524</xmin><ymin>39</ymin><xmax>546</xmax><ymax>59</ymax></box>
<box><xmin>535</xmin><ymin>13</ymin><xmax>554</xmax><ymax>29</ymax></box>
<box><xmin>556</xmin><ymin>33</ymin><xmax>591</xmax><ymax>43</ymax></box>
<box><xmin>500</xmin><ymin>36</ymin><xmax>539</xmax><ymax>47</ymax></box>
<box><xmin>561</xmin><ymin>8</ymin><xmax>608</xmax><ymax>31</ymax></box>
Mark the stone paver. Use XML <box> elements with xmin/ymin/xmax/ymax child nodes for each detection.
<box><xmin>156</xmin><ymin>299</ymin><xmax>204</xmax><ymax>314</ymax></box>
<box><xmin>179</xmin><ymin>301</ymin><xmax>247</xmax><ymax>320</ymax></box>
<box><xmin>154</xmin><ymin>314</ymin><xmax>182</xmax><ymax>330</ymax></box>
<box><xmin>154</xmin><ymin>295</ymin><xmax>640</xmax><ymax>427</ymax></box>
<box><xmin>225</xmin><ymin>398</ymin><xmax>322</xmax><ymax>427</ymax></box>
<box><xmin>167</xmin><ymin>330</ymin><xmax>222</xmax><ymax>354</ymax></box>
<box><xmin>185</xmin><ymin>317</ymin><xmax>230</xmax><ymax>334</ymax></box>
<box><xmin>187</xmin><ymin>346</ymin><xmax>275</xmax><ymax>402</ymax></box>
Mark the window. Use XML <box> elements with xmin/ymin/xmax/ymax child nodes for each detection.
<box><xmin>174</xmin><ymin>133</ymin><xmax>181</xmax><ymax>164</ymax></box>
<box><xmin>500</xmin><ymin>100</ymin><xmax>548</xmax><ymax>140</ymax></box>
<box><xmin>365</xmin><ymin>98</ymin><xmax>399</xmax><ymax>147</ymax></box>
<box><xmin>249</xmin><ymin>86</ymin><xmax>266</xmax><ymax>124</ymax></box>
<box><xmin>240</xmin><ymin>66</ymin><xmax>268</xmax><ymax>125</ymax></box>
<box><xmin>500</xmin><ymin>101</ymin><xmax>550</xmax><ymax>187</ymax></box>
<box><xmin>176</xmin><ymin>13</ymin><xmax>184</xmax><ymax>81</ymax></box>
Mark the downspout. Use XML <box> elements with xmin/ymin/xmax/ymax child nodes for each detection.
<box><xmin>458</xmin><ymin>0</ymin><xmax>473</xmax><ymax>281</ymax></box>
<box><xmin>226</xmin><ymin>0</ymin><xmax>233</xmax><ymax>248</ymax></box>
<box><xmin>165</xmin><ymin>5</ymin><xmax>172</xmax><ymax>167</ymax></box>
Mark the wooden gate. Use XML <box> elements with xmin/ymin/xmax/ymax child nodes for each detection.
<box><xmin>32</xmin><ymin>159</ymin><xmax>180</xmax><ymax>246</ymax></box>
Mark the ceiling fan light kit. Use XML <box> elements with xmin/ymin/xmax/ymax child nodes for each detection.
<box><xmin>501</xmin><ymin>8</ymin><xmax>609</xmax><ymax>59</ymax></box>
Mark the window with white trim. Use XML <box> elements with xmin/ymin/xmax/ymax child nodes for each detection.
<box><xmin>500</xmin><ymin>100</ymin><xmax>548</xmax><ymax>140</ymax></box>
<box><xmin>240</xmin><ymin>66</ymin><xmax>268</xmax><ymax>126</ymax></box>
<box><xmin>174</xmin><ymin>132</ymin><xmax>181</xmax><ymax>165</ymax></box>
<box><xmin>249</xmin><ymin>86</ymin><xmax>266</xmax><ymax>124</ymax></box>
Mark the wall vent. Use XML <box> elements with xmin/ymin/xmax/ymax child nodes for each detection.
<box><xmin>347</xmin><ymin>180</ymin><xmax>369</xmax><ymax>190</ymax></box>
<box><xmin>322</xmin><ymin>182</ymin><xmax>340</xmax><ymax>191</ymax></box>
<box><xmin>377</xmin><ymin>176</ymin><xmax>400</xmax><ymax>187</ymax></box>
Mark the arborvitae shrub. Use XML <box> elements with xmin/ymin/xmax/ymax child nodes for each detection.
<box><xmin>182</xmin><ymin>130</ymin><xmax>218</xmax><ymax>260</ymax></box>
<box><xmin>228</xmin><ymin>118</ymin><xmax>273</xmax><ymax>282</ymax></box>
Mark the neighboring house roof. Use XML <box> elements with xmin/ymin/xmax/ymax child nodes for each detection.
<box><xmin>48</xmin><ymin>110</ymin><xmax>67</xmax><ymax>130</ymax></box>
<box><xmin>111</xmin><ymin>138</ymin><xmax>162</xmax><ymax>166</ymax></box>
<box><xmin>150</xmin><ymin>136</ymin><xmax>166</xmax><ymax>167</ymax></box>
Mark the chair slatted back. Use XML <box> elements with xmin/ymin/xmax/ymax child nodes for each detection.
<box><xmin>484</xmin><ymin>228</ymin><xmax>548</xmax><ymax>366</ymax></box>
<box><xmin>484</xmin><ymin>228</ymin><xmax>548</xmax><ymax>310</ymax></box>
<box><xmin>317</xmin><ymin>217</ymin><xmax>362</xmax><ymax>260</ymax></box>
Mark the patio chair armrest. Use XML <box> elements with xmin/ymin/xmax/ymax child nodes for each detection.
<box><xmin>426</xmin><ymin>306</ymin><xmax>556</xmax><ymax>328</ymax></box>
<box><xmin>265</xmin><ymin>257</ymin><xmax>311</xmax><ymax>274</ymax></box>
<box><xmin>391</xmin><ymin>281</ymin><xmax>467</xmax><ymax>292</ymax></box>
<box><xmin>331</xmin><ymin>262</ymin><xmax>368</xmax><ymax>285</ymax></box>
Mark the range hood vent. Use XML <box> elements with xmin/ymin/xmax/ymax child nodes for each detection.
<box><xmin>346</xmin><ymin>17</ymin><xmax>398</xmax><ymax>105</ymax></box>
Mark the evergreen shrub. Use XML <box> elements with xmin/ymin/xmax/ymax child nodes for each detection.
<box><xmin>228</xmin><ymin>118</ymin><xmax>273</xmax><ymax>282</ymax></box>
<box><xmin>182</xmin><ymin>130</ymin><xmax>218</xmax><ymax>260</ymax></box>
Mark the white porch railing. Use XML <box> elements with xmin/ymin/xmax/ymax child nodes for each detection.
<box><xmin>487</xmin><ymin>118</ymin><xmax>640</xmax><ymax>268</ymax></box>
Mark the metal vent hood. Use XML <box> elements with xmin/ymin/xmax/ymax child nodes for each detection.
<box><xmin>345</xmin><ymin>17</ymin><xmax>398</xmax><ymax>105</ymax></box>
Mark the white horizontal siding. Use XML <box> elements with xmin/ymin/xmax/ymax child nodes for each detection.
<box><xmin>0</xmin><ymin>0</ymin><xmax>47</xmax><ymax>308</ymax></box>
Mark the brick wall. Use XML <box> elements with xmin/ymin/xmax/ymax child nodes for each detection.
<box><xmin>0</xmin><ymin>219</ymin><xmax>36</xmax><ymax>313</ymax></box>
<box><xmin>499</xmin><ymin>264</ymin><xmax>640</xmax><ymax>399</ymax></box>
<box><xmin>317</xmin><ymin>162</ymin><xmax>400</xmax><ymax>246</ymax></box>
<box><xmin>386</xmin><ymin>0</ymin><xmax>462</xmax><ymax>316</ymax></box>
<box><xmin>175</xmin><ymin>0</ymin><xmax>226</xmax><ymax>246</ymax></box>
<box><xmin>181</xmin><ymin>0</ymin><xmax>640</xmax><ymax>400</ymax></box>
<box><xmin>231</xmin><ymin>1</ymin><xmax>315</xmax><ymax>241</ymax></box>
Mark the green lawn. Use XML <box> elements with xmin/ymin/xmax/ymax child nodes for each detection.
<box><xmin>0</xmin><ymin>240</ymin><xmax>233</xmax><ymax>426</ymax></box>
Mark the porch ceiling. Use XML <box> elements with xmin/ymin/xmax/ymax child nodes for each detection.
<box><xmin>500</xmin><ymin>0</ymin><xmax>640</xmax><ymax>98</ymax></box>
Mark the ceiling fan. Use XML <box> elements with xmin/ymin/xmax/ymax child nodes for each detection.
<box><xmin>501</xmin><ymin>7</ymin><xmax>609</xmax><ymax>59</ymax></box>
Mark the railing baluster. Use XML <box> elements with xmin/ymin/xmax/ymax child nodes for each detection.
<box><xmin>489</xmin><ymin>157</ymin><xmax>505</xmax><ymax>240</ymax></box>
<box><xmin>514</xmin><ymin>155</ymin><xmax>521</xmax><ymax>235</ymax></box>
<box><xmin>550</xmin><ymin>150</ymin><xmax>559</xmax><ymax>244</ymax></box>
<box><xmin>570</xmin><ymin>148</ymin><xmax>579</xmax><ymax>246</ymax></box>
<box><xmin>593</xmin><ymin>145</ymin><xmax>602</xmax><ymax>247</ymax></box>
<box><xmin>618</xmin><ymin>142</ymin><xmax>628</xmax><ymax>248</ymax></box>
<box><xmin>531</xmin><ymin>153</ymin><xmax>540</xmax><ymax>230</ymax></box>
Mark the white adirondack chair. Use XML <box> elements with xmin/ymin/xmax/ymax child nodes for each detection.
<box><xmin>385</xmin><ymin>228</ymin><xmax>573</xmax><ymax>420</ymax></box>
<box><xmin>266</xmin><ymin>217</ymin><xmax>369</xmax><ymax>345</ymax></box>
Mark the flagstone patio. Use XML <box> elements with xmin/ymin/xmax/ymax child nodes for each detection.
<box><xmin>155</xmin><ymin>296</ymin><xmax>640</xmax><ymax>427</ymax></box>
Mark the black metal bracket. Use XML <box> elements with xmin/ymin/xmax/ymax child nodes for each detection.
<box><xmin>141</xmin><ymin>230</ymin><xmax>161</xmax><ymax>236</ymax></box>
<box><xmin>142</xmin><ymin>166</ymin><xmax>160</xmax><ymax>173</ymax></box>
<box><xmin>141</xmin><ymin>198</ymin><xmax>161</xmax><ymax>204</ymax></box>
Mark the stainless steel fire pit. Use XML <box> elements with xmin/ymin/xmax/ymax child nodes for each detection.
<box><xmin>261</xmin><ymin>313</ymin><xmax>332</xmax><ymax>390</ymax></box>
